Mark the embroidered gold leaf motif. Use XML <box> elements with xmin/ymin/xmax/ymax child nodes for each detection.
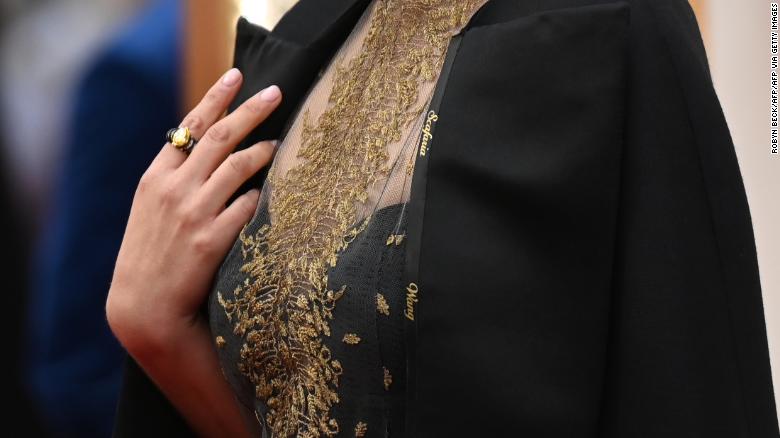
<box><xmin>215</xmin><ymin>336</ymin><xmax>226</xmax><ymax>349</ymax></box>
<box><xmin>355</xmin><ymin>422</ymin><xmax>368</xmax><ymax>437</ymax></box>
<box><xmin>217</xmin><ymin>0</ymin><xmax>487</xmax><ymax>436</ymax></box>
<box><xmin>342</xmin><ymin>333</ymin><xmax>361</xmax><ymax>345</ymax></box>
<box><xmin>376</xmin><ymin>293</ymin><xmax>390</xmax><ymax>315</ymax></box>
<box><xmin>386</xmin><ymin>234</ymin><xmax>405</xmax><ymax>246</ymax></box>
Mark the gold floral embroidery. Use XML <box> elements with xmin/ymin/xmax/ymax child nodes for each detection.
<box><xmin>386</xmin><ymin>234</ymin><xmax>406</xmax><ymax>246</ymax></box>
<box><xmin>217</xmin><ymin>0</ymin><xmax>487</xmax><ymax>436</ymax></box>
<box><xmin>376</xmin><ymin>293</ymin><xmax>390</xmax><ymax>315</ymax></box>
<box><xmin>355</xmin><ymin>422</ymin><xmax>368</xmax><ymax>437</ymax></box>
<box><xmin>383</xmin><ymin>367</ymin><xmax>392</xmax><ymax>391</ymax></box>
<box><xmin>342</xmin><ymin>333</ymin><xmax>361</xmax><ymax>345</ymax></box>
<box><xmin>215</xmin><ymin>336</ymin><xmax>226</xmax><ymax>348</ymax></box>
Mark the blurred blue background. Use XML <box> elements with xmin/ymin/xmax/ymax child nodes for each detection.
<box><xmin>1</xmin><ymin>0</ymin><xmax>180</xmax><ymax>436</ymax></box>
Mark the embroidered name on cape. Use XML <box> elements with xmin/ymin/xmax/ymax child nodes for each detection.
<box><xmin>405</xmin><ymin>282</ymin><xmax>419</xmax><ymax>321</ymax></box>
<box><xmin>419</xmin><ymin>110</ymin><xmax>439</xmax><ymax>157</ymax></box>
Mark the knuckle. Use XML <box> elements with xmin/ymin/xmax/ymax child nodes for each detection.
<box><xmin>203</xmin><ymin>89</ymin><xmax>222</xmax><ymax>105</ymax></box>
<box><xmin>181</xmin><ymin>114</ymin><xmax>205</xmax><ymax>133</ymax></box>
<box><xmin>190</xmin><ymin>231</ymin><xmax>216</xmax><ymax>255</ymax></box>
<box><xmin>157</xmin><ymin>175</ymin><xmax>186</xmax><ymax>207</ymax></box>
<box><xmin>228</xmin><ymin>152</ymin><xmax>250</xmax><ymax>175</ymax></box>
<box><xmin>157</xmin><ymin>183</ymin><xmax>179</xmax><ymax>205</ymax></box>
<box><xmin>244</xmin><ymin>97</ymin><xmax>266</xmax><ymax>114</ymax></box>
<box><xmin>206</xmin><ymin>123</ymin><xmax>230</xmax><ymax>143</ymax></box>
<box><xmin>177</xmin><ymin>201</ymin><xmax>202</xmax><ymax>228</ymax></box>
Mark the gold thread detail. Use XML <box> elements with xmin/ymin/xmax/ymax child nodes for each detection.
<box><xmin>376</xmin><ymin>293</ymin><xmax>390</xmax><ymax>316</ymax></box>
<box><xmin>215</xmin><ymin>336</ymin><xmax>226</xmax><ymax>349</ymax></box>
<box><xmin>386</xmin><ymin>234</ymin><xmax>405</xmax><ymax>246</ymax></box>
<box><xmin>217</xmin><ymin>0</ymin><xmax>487</xmax><ymax>436</ymax></box>
<box><xmin>355</xmin><ymin>422</ymin><xmax>368</xmax><ymax>437</ymax></box>
<box><xmin>342</xmin><ymin>333</ymin><xmax>361</xmax><ymax>345</ymax></box>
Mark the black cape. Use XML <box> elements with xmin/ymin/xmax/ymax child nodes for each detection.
<box><xmin>113</xmin><ymin>0</ymin><xmax>779</xmax><ymax>436</ymax></box>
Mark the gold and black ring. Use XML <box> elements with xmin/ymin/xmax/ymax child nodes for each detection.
<box><xmin>166</xmin><ymin>127</ymin><xmax>198</xmax><ymax>155</ymax></box>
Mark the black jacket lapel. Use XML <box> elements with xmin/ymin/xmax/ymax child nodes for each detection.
<box><xmin>230</xmin><ymin>0</ymin><xmax>371</xmax><ymax>145</ymax></box>
<box><xmin>228</xmin><ymin>0</ymin><xmax>371</xmax><ymax>193</ymax></box>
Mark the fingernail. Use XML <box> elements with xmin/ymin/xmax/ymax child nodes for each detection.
<box><xmin>271</xmin><ymin>139</ymin><xmax>279</xmax><ymax>147</ymax></box>
<box><xmin>222</xmin><ymin>68</ymin><xmax>241</xmax><ymax>86</ymax></box>
<box><xmin>259</xmin><ymin>85</ymin><xmax>281</xmax><ymax>102</ymax></box>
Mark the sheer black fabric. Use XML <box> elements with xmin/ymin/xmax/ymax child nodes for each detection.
<box><xmin>209</xmin><ymin>204</ymin><xmax>408</xmax><ymax>437</ymax></box>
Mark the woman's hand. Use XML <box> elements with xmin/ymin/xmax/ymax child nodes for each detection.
<box><xmin>107</xmin><ymin>67</ymin><xmax>279</xmax><ymax>348</ymax></box>
<box><xmin>106</xmin><ymin>68</ymin><xmax>281</xmax><ymax>437</ymax></box>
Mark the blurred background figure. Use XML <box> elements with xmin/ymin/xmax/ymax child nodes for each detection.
<box><xmin>0</xmin><ymin>83</ymin><xmax>45</xmax><ymax>437</ymax></box>
<box><xmin>0</xmin><ymin>0</ymin><xmax>141</xmax><ymax>223</ymax></box>
<box><xmin>1</xmin><ymin>1</ymin><xmax>143</xmax><ymax>435</ymax></box>
<box><xmin>0</xmin><ymin>0</ymin><xmax>180</xmax><ymax>435</ymax></box>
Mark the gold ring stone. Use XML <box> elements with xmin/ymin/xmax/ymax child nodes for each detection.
<box><xmin>166</xmin><ymin>126</ymin><xmax>197</xmax><ymax>154</ymax></box>
<box><xmin>171</xmin><ymin>127</ymin><xmax>190</xmax><ymax>148</ymax></box>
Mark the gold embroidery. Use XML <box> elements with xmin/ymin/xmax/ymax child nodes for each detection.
<box><xmin>342</xmin><ymin>333</ymin><xmax>361</xmax><ymax>345</ymax></box>
<box><xmin>419</xmin><ymin>110</ymin><xmax>439</xmax><ymax>156</ymax></box>
<box><xmin>355</xmin><ymin>422</ymin><xmax>368</xmax><ymax>437</ymax></box>
<box><xmin>217</xmin><ymin>0</ymin><xmax>486</xmax><ymax>436</ymax></box>
<box><xmin>405</xmin><ymin>282</ymin><xmax>419</xmax><ymax>321</ymax></box>
<box><xmin>386</xmin><ymin>234</ymin><xmax>406</xmax><ymax>246</ymax></box>
<box><xmin>376</xmin><ymin>293</ymin><xmax>390</xmax><ymax>315</ymax></box>
<box><xmin>383</xmin><ymin>367</ymin><xmax>392</xmax><ymax>391</ymax></box>
<box><xmin>406</xmin><ymin>153</ymin><xmax>417</xmax><ymax>176</ymax></box>
<box><xmin>215</xmin><ymin>336</ymin><xmax>226</xmax><ymax>348</ymax></box>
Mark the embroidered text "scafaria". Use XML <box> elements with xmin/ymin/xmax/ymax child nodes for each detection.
<box><xmin>419</xmin><ymin>111</ymin><xmax>439</xmax><ymax>157</ymax></box>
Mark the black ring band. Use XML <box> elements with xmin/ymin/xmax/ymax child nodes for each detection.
<box><xmin>166</xmin><ymin>128</ymin><xmax>198</xmax><ymax>155</ymax></box>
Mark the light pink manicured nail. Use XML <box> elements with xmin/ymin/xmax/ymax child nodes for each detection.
<box><xmin>222</xmin><ymin>68</ymin><xmax>241</xmax><ymax>86</ymax></box>
<box><xmin>259</xmin><ymin>85</ymin><xmax>281</xmax><ymax>102</ymax></box>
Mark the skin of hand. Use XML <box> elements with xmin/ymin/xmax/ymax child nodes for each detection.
<box><xmin>105</xmin><ymin>68</ymin><xmax>281</xmax><ymax>437</ymax></box>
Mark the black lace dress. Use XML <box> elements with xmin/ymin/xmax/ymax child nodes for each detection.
<box><xmin>209</xmin><ymin>203</ymin><xmax>408</xmax><ymax>437</ymax></box>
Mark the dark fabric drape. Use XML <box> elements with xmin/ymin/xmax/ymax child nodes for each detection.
<box><xmin>597</xmin><ymin>1</ymin><xmax>777</xmax><ymax>435</ymax></box>
<box><xmin>113</xmin><ymin>1</ymin><xmax>778</xmax><ymax>436</ymax></box>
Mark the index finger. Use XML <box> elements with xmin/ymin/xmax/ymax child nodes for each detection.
<box><xmin>148</xmin><ymin>68</ymin><xmax>244</xmax><ymax>171</ymax></box>
<box><xmin>179</xmin><ymin>84</ymin><xmax>282</xmax><ymax>180</ymax></box>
